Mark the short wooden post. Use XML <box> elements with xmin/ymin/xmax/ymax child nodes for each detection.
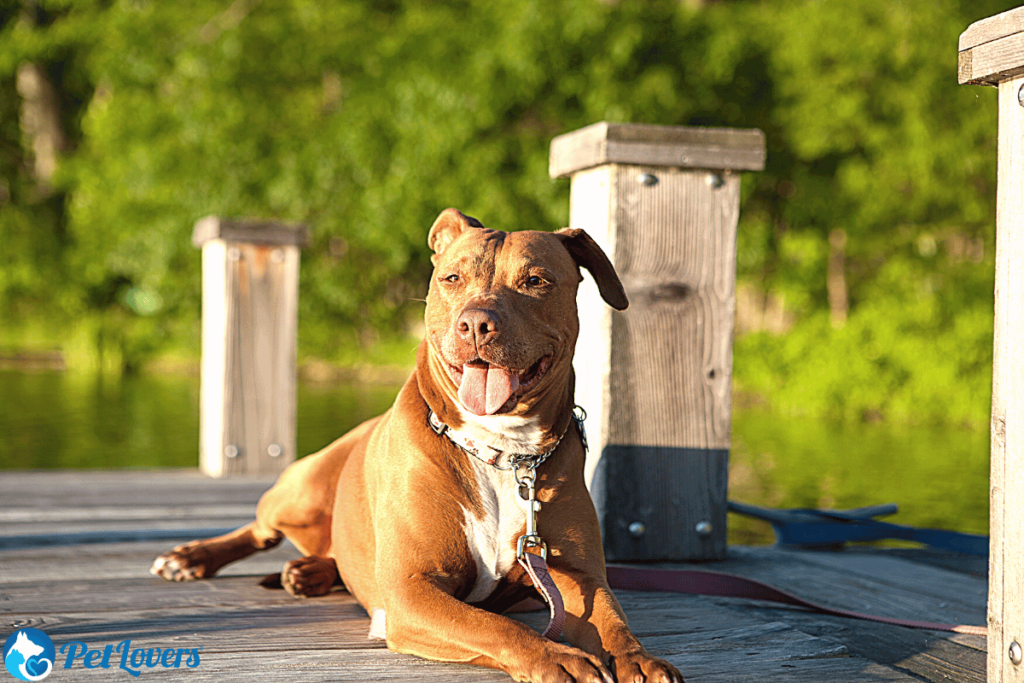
<box><xmin>192</xmin><ymin>217</ymin><xmax>309</xmax><ymax>478</ymax></box>
<box><xmin>550</xmin><ymin>122</ymin><xmax>765</xmax><ymax>561</ymax></box>
<box><xmin>960</xmin><ymin>10</ymin><xmax>1024</xmax><ymax>682</ymax></box>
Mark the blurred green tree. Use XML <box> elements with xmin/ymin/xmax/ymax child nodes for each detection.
<box><xmin>0</xmin><ymin>0</ymin><xmax>1016</xmax><ymax>425</ymax></box>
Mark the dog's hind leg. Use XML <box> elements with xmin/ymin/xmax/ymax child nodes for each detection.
<box><xmin>150</xmin><ymin>423</ymin><xmax>373</xmax><ymax>582</ymax></box>
<box><xmin>149</xmin><ymin>476</ymin><xmax>332</xmax><ymax>583</ymax></box>
<box><xmin>151</xmin><ymin>417</ymin><xmax>379</xmax><ymax>584</ymax></box>
<box><xmin>151</xmin><ymin>521</ymin><xmax>283</xmax><ymax>581</ymax></box>
<box><xmin>150</xmin><ymin>471</ymin><xmax>331</xmax><ymax>583</ymax></box>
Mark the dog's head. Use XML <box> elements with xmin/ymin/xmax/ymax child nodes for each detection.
<box><xmin>422</xmin><ymin>208</ymin><xmax>626</xmax><ymax>423</ymax></box>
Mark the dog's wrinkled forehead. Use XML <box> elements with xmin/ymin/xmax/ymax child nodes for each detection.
<box><xmin>433</xmin><ymin>227</ymin><xmax>504</xmax><ymax>266</ymax></box>
<box><xmin>426</xmin><ymin>208</ymin><xmax>628</xmax><ymax>310</ymax></box>
<box><xmin>432</xmin><ymin>228</ymin><xmax>578</xmax><ymax>285</ymax></box>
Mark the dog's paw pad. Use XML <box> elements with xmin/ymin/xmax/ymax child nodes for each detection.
<box><xmin>281</xmin><ymin>556</ymin><xmax>338</xmax><ymax>597</ymax></box>
<box><xmin>150</xmin><ymin>546</ymin><xmax>209</xmax><ymax>582</ymax></box>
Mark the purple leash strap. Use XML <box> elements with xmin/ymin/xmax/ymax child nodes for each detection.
<box><xmin>605</xmin><ymin>564</ymin><xmax>986</xmax><ymax>636</ymax></box>
<box><xmin>519</xmin><ymin>552</ymin><xmax>566</xmax><ymax>641</ymax></box>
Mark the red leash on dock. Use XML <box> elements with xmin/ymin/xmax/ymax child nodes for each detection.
<box><xmin>606</xmin><ymin>564</ymin><xmax>987</xmax><ymax>637</ymax></box>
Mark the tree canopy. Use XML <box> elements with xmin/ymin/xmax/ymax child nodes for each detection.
<box><xmin>0</xmin><ymin>0</ymin><xmax>1015</xmax><ymax>426</ymax></box>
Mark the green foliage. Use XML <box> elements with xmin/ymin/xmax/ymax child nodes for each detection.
<box><xmin>737</xmin><ymin>300</ymin><xmax>994</xmax><ymax>428</ymax></box>
<box><xmin>0</xmin><ymin>0</ymin><xmax>1018</xmax><ymax>426</ymax></box>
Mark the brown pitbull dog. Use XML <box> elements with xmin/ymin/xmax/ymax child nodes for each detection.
<box><xmin>152</xmin><ymin>209</ymin><xmax>683</xmax><ymax>683</ymax></box>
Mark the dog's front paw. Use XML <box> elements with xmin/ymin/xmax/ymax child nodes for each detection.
<box><xmin>150</xmin><ymin>543</ymin><xmax>217</xmax><ymax>581</ymax></box>
<box><xmin>281</xmin><ymin>556</ymin><xmax>339</xmax><ymax>597</ymax></box>
<box><xmin>509</xmin><ymin>642</ymin><xmax>614</xmax><ymax>683</ymax></box>
<box><xmin>609</xmin><ymin>649</ymin><xmax>683</xmax><ymax>683</ymax></box>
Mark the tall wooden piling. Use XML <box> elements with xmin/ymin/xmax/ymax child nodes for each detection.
<box><xmin>960</xmin><ymin>9</ymin><xmax>1024</xmax><ymax>682</ymax></box>
<box><xmin>550</xmin><ymin>122</ymin><xmax>765</xmax><ymax>561</ymax></box>
<box><xmin>192</xmin><ymin>217</ymin><xmax>309</xmax><ymax>478</ymax></box>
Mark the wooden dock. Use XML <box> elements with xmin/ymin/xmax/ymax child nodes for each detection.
<box><xmin>0</xmin><ymin>470</ymin><xmax>987</xmax><ymax>682</ymax></box>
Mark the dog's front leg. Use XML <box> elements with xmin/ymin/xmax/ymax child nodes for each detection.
<box><xmin>548</xmin><ymin>566</ymin><xmax>684</xmax><ymax>683</ymax></box>
<box><xmin>381</xmin><ymin>575</ymin><xmax>614</xmax><ymax>683</ymax></box>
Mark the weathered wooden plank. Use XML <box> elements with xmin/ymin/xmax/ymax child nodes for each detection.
<box><xmin>989</xmin><ymin>71</ymin><xmax>1024</xmax><ymax>683</ymax></box>
<box><xmin>0</xmin><ymin>471</ymin><xmax>989</xmax><ymax>682</ymax></box>
<box><xmin>960</xmin><ymin>19</ymin><xmax>1024</xmax><ymax>680</ymax></box>
<box><xmin>712</xmin><ymin>547</ymin><xmax>987</xmax><ymax>628</ymax></box>
<box><xmin>1</xmin><ymin>561</ymin><xmax>960</xmax><ymax>681</ymax></box>
<box><xmin>0</xmin><ymin>542</ymin><xmax>300</xmax><ymax>585</ymax></box>
<box><xmin>216</xmin><ymin>241</ymin><xmax>300</xmax><ymax>476</ymax></box>
<box><xmin>619</xmin><ymin>576</ymin><xmax>988</xmax><ymax>683</ymax></box>
<box><xmin>610</xmin><ymin>164</ymin><xmax>739</xmax><ymax>450</ymax></box>
<box><xmin>195</xmin><ymin>650</ymin><xmax>909</xmax><ymax>683</ymax></box>
<box><xmin>10</xmin><ymin>587</ymin><xmax>765</xmax><ymax>656</ymax></box>
<box><xmin>121</xmin><ymin>648</ymin><xmax>510</xmax><ymax>682</ymax></box>
<box><xmin>0</xmin><ymin>469</ymin><xmax>277</xmax><ymax>508</ymax></box>
<box><xmin>959</xmin><ymin>30</ymin><xmax>1024</xmax><ymax>86</ymax></box>
<box><xmin>0</xmin><ymin>505</ymin><xmax>254</xmax><ymax>524</ymax></box>
<box><xmin>0</xmin><ymin>471</ymin><xmax>269</xmax><ymax>557</ymax></box>
<box><xmin>549</xmin><ymin>122</ymin><xmax>766</xmax><ymax>177</ymax></box>
<box><xmin>680</xmin><ymin>659</ymin><xmax>916</xmax><ymax>683</ymax></box>
<box><xmin>852</xmin><ymin>546</ymin><xmax>988</xmax><ymax>579</ymax></box>
<box><xmin>200</xmin><ymin>237</ymin><xmax>231</xmax><ymax>476</ymax></box>
<box><xmin>555</xmin><ymin>121</ymin><xmax>764</xmax><ymax>563</ymax></box>
<box><xmin>192</xmin><ymin>216</ymin><xmax>310</xmax><ymax>249</ymax></box>
<box><xmin>959</xmin><ymin>6</ymin><xmax>1024</xmax><ymax>85</ymax></box>
<box><xmin>762</xmin><ymin>548</ymin><xmax>987</xmax><ymax>612</ymax></box>
<box><xmin>742</xmin><ymin>608</ymin><xmax>988</xmax><ymax>683</ymax></box>
<box><xmin>4</xmin><ymin>579</ymin><xmax>916</xmax><ymax>683</ymax></box>
<box><xmin>1</xmin><ymin>574</ymin><xmax>300</xmax><ymax>611</ymax></box>
<box><xmin>642</xmin><ymin>620</ymin><xmax>848</xmax><ymax>662</ymax></box>
<box><xmin>0</xmin><ymin>527</ymin><xmax>244</xmax><ymax>550</ymax></box>
<box><xmin>566</xmin><ymin>165</ymin><xmax>615</xmax><ymax>494</ymax></box>
<box><xmin>960</xmin><ymin>6</ymin><xmax>1024</xmax><ymax>51</ymax></box>
<box><xmin>1</xmin><ymin>520</ymin><xmax>247</xmax><ymax>541</ymax></box>
<box><xmin>194</xmin><ymin>218</ymin><xmax>304</xmax><ymax>477</ymax></box>
<box><xmin>569</xmin><ymin>162</ymin><xmax>740</xmax><ymax>562</ymax></box>
<box><xmin>644</xmin><ymin>622</ymin><xmax>918</xmax><ymax>683</ymax></box>
<box><xmin>9</xmin><ymin>604</ymin><xmax>382</xmax><ymax>652</ymax></box>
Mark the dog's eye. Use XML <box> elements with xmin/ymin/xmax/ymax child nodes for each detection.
<box><xmin>441</xmin><ymin>273</ymin><xmax>460</xmax><ymax>284</ymax></box>
<box><xmin>525</xmin><ymin>275</ymin><xmax>544</xmax><ymax>287</ymax></box>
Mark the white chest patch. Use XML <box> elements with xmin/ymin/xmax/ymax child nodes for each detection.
<box><xmin>456</xmin><ymin>408</ymin><xmax>545</xmax><ymax>455</ymax></box>
<box><xmin>461</xmin><ymin>457</ymin><xmax>527</xmax><ymax>603</ymax></box>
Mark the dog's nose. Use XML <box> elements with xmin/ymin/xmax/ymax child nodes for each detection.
<box><xmin>457</xmin><ymin>308</ymin><xmax>500</xmax><ymax>348</ymax></box>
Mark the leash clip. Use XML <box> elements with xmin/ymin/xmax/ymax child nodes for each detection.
<box><xmin>517</xmin><ymin>534</ymin><xmax>548</xmax><ymax>561</ymax></box>
<box><xmin>514</xmin><ymin>471</ymin><xmax>562</xmax><ymax>641</ymax></box>
<box><xmin>515</xmin><ymin>468</ymin><xmax>547</xmax><ymax>561</ymax></box>
<box><xmin>572</xmin><ymin>405</ymin><xmax>588</xmax><ymax>452</ymax></box>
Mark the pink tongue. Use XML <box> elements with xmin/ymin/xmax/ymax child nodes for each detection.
<box><xmin>458</xmin><ymin>363</ymin><xmax>519</xmax><ymax>416</ymax></box>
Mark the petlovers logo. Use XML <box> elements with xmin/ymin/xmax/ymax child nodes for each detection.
<box><xmin>4</xmin><ymin>628</ymin><xmax>202</xmax><ymax>678</ymax></box>
<box><xmin>4</xmin><ymin>628</ymin><xmax>54</xmax><ymax>681</ymax></box>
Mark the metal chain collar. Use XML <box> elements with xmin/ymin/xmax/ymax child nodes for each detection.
<box><xmin>428</xmin><ymin>405</ymin><xmax>588</xmax><ymax>563</ymax></box>
<box><xmin>427</xmin><ymin>405</ymin><xmax>587</xmax><ymax>474</ymax></box>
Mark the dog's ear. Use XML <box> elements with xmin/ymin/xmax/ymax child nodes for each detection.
<box><xmin>428</xmin><ymin>208</ymin><xmax>485</xmax><ymax>256</ymax></box>
<box><xmin>556</xmin><ymin>228</ymin><xmax>629</xmax><ymax>311</ymax></box>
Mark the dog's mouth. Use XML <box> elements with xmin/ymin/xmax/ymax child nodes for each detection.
<box><xmin>447</xmin><ymin>354</ymin><xmax>553</xmax><ymax>416</ymax></box>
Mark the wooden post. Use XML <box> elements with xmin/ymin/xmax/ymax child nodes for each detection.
<box><xmin>192</xmin><ymin>217</ymin><xmax>309</xmax><ymax>478</ymax></box>
<box><xmin>550</xmin><ymin>122</ymin><xmax>765</xmax><ymax>561</ymax></box>
<box><xmin>960</xmin><ymin>9</ymin><xmax>1024</xmax><ymax>682</ymax></box>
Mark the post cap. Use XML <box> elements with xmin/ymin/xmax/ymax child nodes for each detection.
<box><xmin>959</xmin><ymin>6</ymin><xmax>1024</xmax><ymax>86</ymax></box>
<box><xmin>192</xmin><ymin>216</ymin><xmax>311</xmax><ymax>249</ymax></box>
<box><xmin>549</xmin><ymin>121</ymin><xmax>766</xmax><ymax>179</ymax></box>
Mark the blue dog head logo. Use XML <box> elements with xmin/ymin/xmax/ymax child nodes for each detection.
<box><xmin>3</xmin><ymin>629</ymin><xmax>54</xmax><ymax>681</ymax></box>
